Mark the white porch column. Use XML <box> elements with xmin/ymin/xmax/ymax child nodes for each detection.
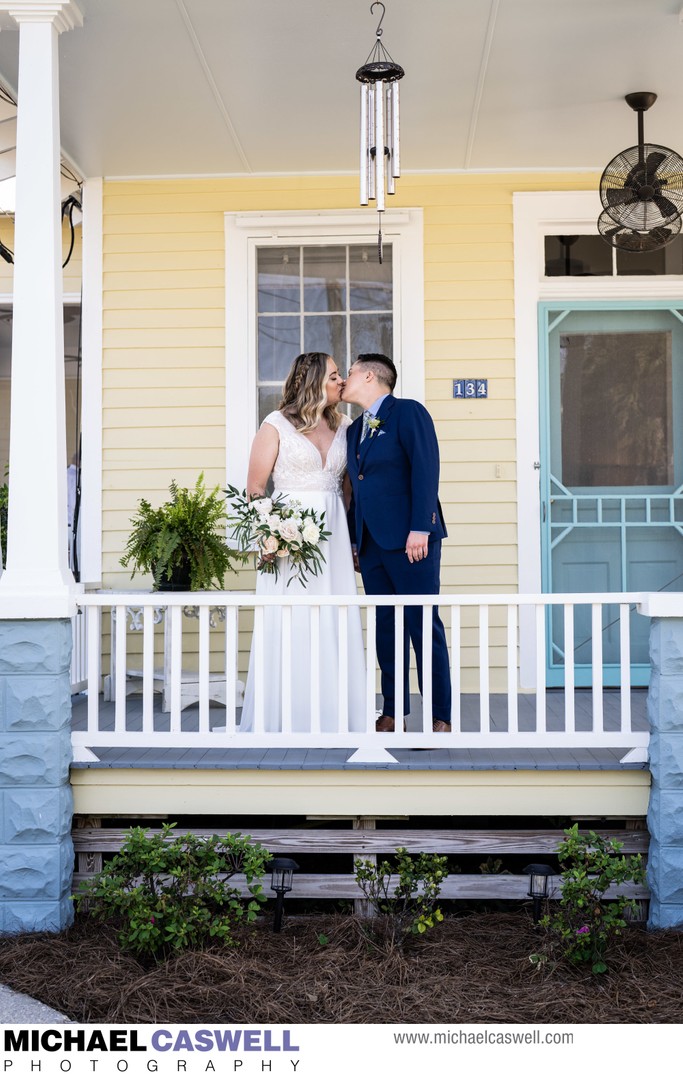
<box><xmin>0</xmin><ymin>0</ymin><xmax>83</xmax><ymax>617</ymax></box>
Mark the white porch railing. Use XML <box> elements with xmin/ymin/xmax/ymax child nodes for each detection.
<box><xmin>70</xmin><ymin>591</ymin><xmax>650</xmax><ymax>766</ymax></box>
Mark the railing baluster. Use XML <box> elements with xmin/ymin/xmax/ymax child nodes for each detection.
<box><xmin>169</xmin><ymin>605</ymin><xmax>182</xmax><ymax>732</ymax></box>
<box><xmin>223</xmin><ymin>605</ymin><xmax>237</xmax><ymax>733</ymax></box>
<box><xmin>535</xmin><ymin>604</ymin><xmax>546</xmax><ymax>732</ymax></box>
<box><xmin>479</xmin><ymin>604</ymin><xmax>489</xmax><ymax>730</ymax></box>
<box><xmin>142</xmin><ymin>606</ymin><xmax>155</xmax><ymax>733</ymax></box>
<box><xmin>253</xmin><ymin>606</ymin><xmax>264</xmax><ymax>732</ymax></box>
<box><xmin>281</xmin><ymin>604</ymin><xmax>293</xmax><ymax>734</ymax></box>
<box><xmin>114</xmin><ymin>605</ymin><xmax>127</xmax><ymax>733</ymax></box>
<box><xmin>198</xmin><ymin>605</ymin><xmax>210</xmax><ymax>733</ymax></box>
<box><xmin>563</xmin><ymin>602</ymin><xmax>575</xmax><ymax>733</ymax></box>
<box><xmin>86</xmin><ymin>605</ymin><xmax>100</xmax><ymax>732</ymax></box>
<box><xmin>620</xmin><ymin>603</ymin><xmax>632</xmax><ymax>733</ymax></box>
<box><xmin>450</xmin><ymin>604</ymin><xmax>461</xmax><ymax>732</ymax></box>
<box><xmin>507</xmin><ymin>604</ymin><xmax>518</xmax><ymax>734</ymax></box>
<box><xmin>592</xmin><ymin>602</ymin><xmax>604</xmax><ymax>733</ymax></box>
<box><xmin>366</xmin><ymin>605</ymin><xmax>377</xmax><ymax>731</ymax></box>
<box><xmin>422</xmin><ymin>603</ymin><xmax>432</xmax><ymax>728</ymax></box>
<box><xmin>394</xmin><ymin>604</ymin><xmax>404</xmax><ymax>733</ymax></box>
<box><xmin>310</xmin><ymin>604</ymin><xmax>321</xmax><ymax>733</ymax></box>
<box><xmin>338</xmin><ymin>605</ymin><xmax>349</xmax><ymax>733</ymax></box>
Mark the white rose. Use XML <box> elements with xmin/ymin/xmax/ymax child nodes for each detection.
<box><xmin>276</xmin><ymin>548</ymin><xmax>288</xmax><ymax>558</ymax></box>
<box><xmin>277</xmin><ymin>519</ymin><xmax>301</xmax><ymax>544</ymax></box>
<box><xmin>262</xmin><ymin>535</ymin><xmax>280</xmax><ymax>554</ymax></box>
<box><xmin>266</xmin><ymin>514</ymin><xmax>281</xmax><ymax>530</ymax></box>
<box><xmin>302</xmin><ymin>523</ymin><xmax>320</xmax><ymax>544</ymax></box>
<box><xmin>253</xmin><ymin>497</ymin><xmax>272</xmax><ymax>516</ymax></box>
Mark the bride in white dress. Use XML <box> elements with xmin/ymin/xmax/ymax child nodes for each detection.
<box><xmin>239</xmin><ymin>352</ymin><xmax>367</xmax><ymax>732</ymax></box>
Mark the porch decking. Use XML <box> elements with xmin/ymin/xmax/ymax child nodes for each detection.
<box><xmin>71</xmin><ymin>688</ymin><xmax>650</xmax><ymax>771</ymax></box>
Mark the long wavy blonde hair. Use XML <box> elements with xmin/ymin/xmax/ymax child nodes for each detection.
<box><xmin>279</xmin><ymin>352</ymin><xmax>342</xmax><ymax>434</ymax></box>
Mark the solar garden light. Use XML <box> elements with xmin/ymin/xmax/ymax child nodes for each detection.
<box><xmin>270</xmin><ymin>857</ymin><xmax>299</xmax><ymax>933</ymax></box>
<box><xmin>523</xmin><ymin>863</ymin><xmax>554</xmax><ymax>924</ymax></box>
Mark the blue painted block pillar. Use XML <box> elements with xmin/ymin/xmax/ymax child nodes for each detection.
<box><xmin>0</xmin><ymin>621</ymin><xmax>74</xmax><ymax>933</ymax></box>
<box><xmin>645</xmin><ymin>607</ymin><xmax>683</xmax><ymax>928</ymax></box>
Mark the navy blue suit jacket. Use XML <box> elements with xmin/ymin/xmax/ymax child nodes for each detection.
<box><xmin>346</xmin><ymin>395</ymin><xmax>447</xmax><ymax>551</ymax></box>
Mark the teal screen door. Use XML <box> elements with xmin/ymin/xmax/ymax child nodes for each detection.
<box><xmin>540</xmin><ymin>304</ymin><xmax>683</xmax><ymax>686</ymax></box>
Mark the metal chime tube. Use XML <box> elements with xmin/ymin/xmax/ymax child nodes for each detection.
<box><xmin>367</xmin><ymin>82</ymin><xmax>376</xmax><ymax>201</ymax></box>
<box><xmin>391</xmin><ymin>80</ymin><xmax>400</xmax><ymax>177</ymax></box>
<box><xmin>386</xmin><ymin>84</ymin><xmax>395</xmax><ymax>195</ymax></box>
<box><xmin>375</xmin><ymin>76</ymin><xmax>385</xmax><ymax>211</ymax></box>
<box><xmin>360</xmin><ymin>83</ymin><xmax>369</xmax><ymax>206</ymax></box>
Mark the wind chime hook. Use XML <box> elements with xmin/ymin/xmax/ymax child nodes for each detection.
<box><xmin>370</xmin><ymin>1</ymin><xmax>385</xmax><ymax>37</ymax></box>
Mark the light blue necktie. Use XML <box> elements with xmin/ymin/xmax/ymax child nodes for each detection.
<box><xmin>360</xmin><ymin>410</ymin><xmax>372</xmax><ymax>442</ymax></box>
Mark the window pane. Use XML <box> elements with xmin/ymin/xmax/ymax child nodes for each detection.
<box><xmin>258</xmin><ymin>316</ymin><xmax>300</xmax><ymax>381</ymax></box>
<box><xmin>350</xmin><ymin>312</ymin><xmax>393</xmax><ymax>362</ymax></box>
<box><xmin>617</xmin><ymin>236</ymin><xmax>683</xmax><ymax>276</ymax></box>
<box><xmin>544</xmin><ymin>235</ymin><xmax>612</xmax><ymax>276</ymax></box>
<box><xmin>303</xmin><ymin>246</ymin><xmax>346</xmax><ymax>312</ymax></box>
<box><xmin>560</xmin><ymin>331</ymin><xmax>673</xmax><ymax>486</ymax></box>
<box><xmin>257</xmin><ymin>247</ymin><xmax>300</xmax><ymax>314</ymax></box>
<box><xmin>303</xmin><ymin>315</ymin><xmax>346</xmax><ymax>370</ymax></box>
<box><xmin>258</xmin><ymin>386</ymin><xmax>284</xmax><ymax>427</ymax></box>
<box><xmin>350</xmin><ymin>245</ymin><xmax>392</xmax><ymax>310</ymax></box>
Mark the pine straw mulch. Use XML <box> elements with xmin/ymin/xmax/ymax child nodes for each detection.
<box><xmin>0</xmin><ymin>912</ymin><xmax>682</xmax><ymax>1024</ymax></box>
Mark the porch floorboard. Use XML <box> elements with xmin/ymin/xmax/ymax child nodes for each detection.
<box><xmin>70</xmin><ymin>689</ymin><xmax>649</xmax><ymax>771</ymax></box>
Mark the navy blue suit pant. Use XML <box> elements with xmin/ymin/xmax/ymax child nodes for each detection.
<box><xmin>359</xmin><ymin>533</ymin><xmax>452</xmax><ymax>723</ymax></box>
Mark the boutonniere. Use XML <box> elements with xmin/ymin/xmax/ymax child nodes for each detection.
<box><xmin>367</xmin><ymin>417</ymin><xmax>385</xmax><ymax>437</ymax></box>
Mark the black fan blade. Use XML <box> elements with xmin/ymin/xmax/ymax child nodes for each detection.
<box><xmin>624</xmin><ymin>162</ymin><xmax>648</xmax><ymax>188</ymax></box>
<box><xmin>604</xmin><ymin>187</ymin><xmax>636</xmax><ymax>208</ymax></box>
<box><xmin>652</xmin><ymin>193</ymin><xmax>679</xmax><ymax>219</ymax></box>
<box><xmin>644</xmin><ymin>151</ymin><xmax>667</xmax><ymax>182</ymax></box>
<box><xmin>650</xmin><ymin>227</ymin><xmax>672</xmax><ymax>243</ymax></box>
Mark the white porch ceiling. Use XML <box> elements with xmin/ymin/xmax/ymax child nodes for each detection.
<box><xmin>0</xmin><ymin>0</ymin><xmax>682</xmax><ymax>179</ymax></box>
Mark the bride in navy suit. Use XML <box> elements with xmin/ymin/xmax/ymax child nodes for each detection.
<box><xmin>342</xmin><ymin>354</ymin><xmax>452</xmax><ymax>732</ymax></box>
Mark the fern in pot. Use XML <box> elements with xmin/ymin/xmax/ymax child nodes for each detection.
<box><xmin>120</xmin><ymin>473</ymin><xmax>244</xmax><ymax>591</ymax></box>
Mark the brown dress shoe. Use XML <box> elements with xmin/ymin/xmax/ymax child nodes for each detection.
<box><xmin>375</xmin><ymin>715</ymin><xmax>407</xmax><ymax>732</ymax></box>
<box><xmin>432</xmin><ymin>719</ymin><xmax>451</xmax><ymax>732</ymax></box>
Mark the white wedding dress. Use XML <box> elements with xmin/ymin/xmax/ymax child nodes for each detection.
<box><xmin>239</xmin><ymin>411</ymin><xmax>367</xmax><ymax>733</ymax></box>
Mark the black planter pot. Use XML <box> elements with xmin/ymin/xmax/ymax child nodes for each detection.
<box><xmin>156</xmin><ymin>562</ymin><xmax>193</xmax><ymax>592</ymax></box>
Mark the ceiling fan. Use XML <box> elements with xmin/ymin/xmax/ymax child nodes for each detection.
<box><xmin>599</xmin><ymin>92</ymin><xmax>683</xmax><ymax>236</ymax></box>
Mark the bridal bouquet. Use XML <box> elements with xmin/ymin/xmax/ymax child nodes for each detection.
<box><xmin>225</xmin><ymin>485</ymin><xmax>331</xmax><ymax>586</ymax></box>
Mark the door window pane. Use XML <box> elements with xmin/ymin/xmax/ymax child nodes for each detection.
<box><xmin>560</xmin><ymin>330</ymin><xmax>673</xmax><ymax>486</ymax></box>
<box><xmin>544</xmin><ymin>236</ymin><xmax>612</xmax><ymax>276</ymax></box>
<box><xmin>616</xmin><ymin>239</ymin><xmax>683</xmax><ymax>276</ymax></box>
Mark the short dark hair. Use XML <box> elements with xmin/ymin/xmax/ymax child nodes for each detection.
<box><xmin>355</xmin><ymin>353</ymin><xmax>397</xmax><ymax>391</ymax></box>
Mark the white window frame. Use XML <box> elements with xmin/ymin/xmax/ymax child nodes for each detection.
<box><xmin>225</xmin><ymin>208</ymin><xmax>424</xmax><ymax>487</ymax></box>
<box><xmin>513</xmin><ymin>190</ymin><xmax>683</xmax><ymax>684</ymax></box>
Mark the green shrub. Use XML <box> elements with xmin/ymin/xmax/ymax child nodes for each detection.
<box><xmin>539</xmin><ymin>824</ymin><xmax>645</xmax><ymax>974</ymax></box>
<box><xmin>354</xmin><ymin>847</ymin><xmax>448</xmax><ymax>944</ymax></box>
<box><xmin>74</xmin><ymin>824</ymin><xmax>270</xmax><ymax>960</ymax></box>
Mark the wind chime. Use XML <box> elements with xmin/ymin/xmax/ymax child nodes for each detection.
<box><xmin>356</xmin><ymin>1</ymin><xmax>404</xmax><ymax>262</ymax></box>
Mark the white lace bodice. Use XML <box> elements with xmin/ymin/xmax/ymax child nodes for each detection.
<box><xmin>263</xmin><ymin>411</ymin><xmax>350</xmax><ymax>494</ymax></box>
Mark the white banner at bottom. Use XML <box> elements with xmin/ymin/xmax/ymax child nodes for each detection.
<box><xmin>1</xmin><ymin>1023</ymin><xmax>680</xmax><ymax>1076</ymax></box>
